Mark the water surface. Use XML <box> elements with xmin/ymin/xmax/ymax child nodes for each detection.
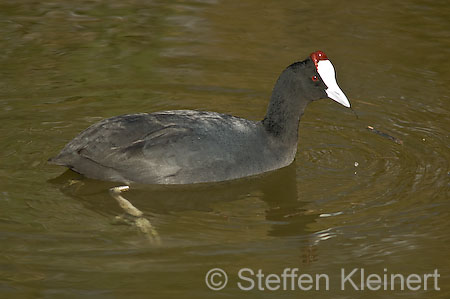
<box><xmin>0</xmin><ymin>0</ymin><xmax>449</xmax><ymax>298</ymax></box>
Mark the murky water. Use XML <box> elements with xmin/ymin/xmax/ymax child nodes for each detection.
<box><xmin>1</xmin><ymin>0</ymin><xmax>449</xmax><ymax>298</ymax></box>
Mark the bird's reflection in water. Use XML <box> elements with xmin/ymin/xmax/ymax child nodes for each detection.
<box><xmin>49</xmin><ymin>164</ymin><xmax>321</xmax><ymax>259</ymax></box>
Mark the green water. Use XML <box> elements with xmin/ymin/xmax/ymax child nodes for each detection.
<box><xmin>0</xmin><ymin>0</ymin><xmax>449</xmax><ymax>298</ymax></box>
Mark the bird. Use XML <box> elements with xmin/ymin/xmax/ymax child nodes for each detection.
<box><xmin>49</xmin><ymin>51</ymin><xmax>351</xmax><ymax>185</ymax></box>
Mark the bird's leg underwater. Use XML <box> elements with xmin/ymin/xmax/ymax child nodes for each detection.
<box><xmin>109</xmin><ymin>185</ymin><xmax>161</xmax><ymax>245</ymax></box>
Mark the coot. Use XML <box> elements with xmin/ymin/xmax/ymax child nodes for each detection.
<box><xmin>49</xmin><ymin>51</ymin><xmax>350</xmax><ymax>184</ymax></box>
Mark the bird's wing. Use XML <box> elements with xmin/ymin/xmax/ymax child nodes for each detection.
<box><xmin>49</xmin><ymin>113</ymin><xmax>198</xmax><ymax>175</ymax></box>
<box><xmin>49</xmin><ymin>110</ymin><xmax>260</xmax><ymax>183</ymax></box>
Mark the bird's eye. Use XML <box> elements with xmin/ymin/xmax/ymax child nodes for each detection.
<box><xmin>311</xmin><ymin>75</ymin><xmax>319</xmax><ymax>82</ymax></box>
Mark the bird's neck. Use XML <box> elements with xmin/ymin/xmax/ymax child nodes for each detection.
<box><xmin>262</xmin><ymin>66</ymin><xmax>311</xmax><ymax>148</ymax></box>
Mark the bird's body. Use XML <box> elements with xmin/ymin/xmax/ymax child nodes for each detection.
<box><xmin>49</xmin><ymin>51</ymin><xmax>351</xmax><ymax>184</ymax></box>
<box><xmin>50</xmin><ymin>111</ymin><xmax>294</xmax><ymax>184</ymax></box>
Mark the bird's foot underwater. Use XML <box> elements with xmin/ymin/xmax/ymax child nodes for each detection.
<box><xmin>110</xmin><ymin>185</ymin><xmax>161</xmax><ymax>245</ymax></box>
